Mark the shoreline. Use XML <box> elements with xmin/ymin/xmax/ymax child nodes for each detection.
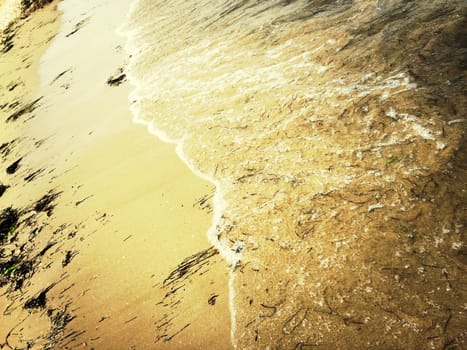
<box><xmin>119</xmin><ymin>10</ymin><xmax>242</xmax><ymax>345</ymax></box>
<box><xmin>1</xmin><ymin>0</ymin><xmax>233</xmax><ymax>348</ymax></box>
<box><xmin>105</xmin><ymin>1</ymin><xmax>466</xmax><ymax>349</ymax></box>
<box><xmin>130</xmin><ymin>113</ymin><xmax>240</xmax><ymax>346</ymax></box>
<box><xmin>2</xmin><ymin>0</ymin><xmax>465</xmax><ymax>349</ymax></box>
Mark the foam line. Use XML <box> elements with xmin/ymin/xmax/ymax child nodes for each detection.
<box><xmin>117</xmin><ymin>1</ymin><xmax>239</xmax><ymax>347</ymax></box>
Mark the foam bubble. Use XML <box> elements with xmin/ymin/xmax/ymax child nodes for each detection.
<box><xmin>118</xmin><ymin>1</ymin><xmax>240</xmax><ymax>347</ymax></box>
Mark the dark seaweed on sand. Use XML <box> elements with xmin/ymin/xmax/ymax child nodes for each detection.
<box><xmin>20</xmin><ymin>0</ymin><xmax>54</xmax><ymax>14</ymax></box>
<box><xmin>0</xmin><ymin>140</ymin><xmax>16</xmax><ymax>160</ymax></box>
<box><xmin>163</xmin><ymin>246</ymin><xmax>218</xmax><ymax>287</ymax></box>
<box><xmin>0</xmin><ymin>258</ymin><xmax>34</xmax><ymax>290</ymax></box>
<box><xmin>0</xmin><ymin>240</ymin><xmax>57</xmax><ymax>290</ymax></box>
<box><xmin>44</xmin><ymin>307</ymin><xmax>75</xmax><ymax>350</ymax></box>
<box><xmin>106</xmin><ymin>68</ymin><xmax>126</xmax><ymax>86</ymax></box>
<box><xmin>6</xmin><ymin>96</ymin><xmax>42</xmax><ymax>122</ymax></box>
<box><xmin>0</xmin><ymin>184</ymin><xmax>8</xmax><ymax>197</ymax></box>
<box><xmin>6</xmin><ymin>158</ymin><xmax>22</xmax><ymax>174</ymax></box>
<box><xmin>0</xmin><ymin>207</ymin><xmax>19</xmax><ymax>243</ymax></box>
<box><xmin>24</xmin><ymin>288</ymin><xmax>48</xmax><ymax>309</ymax></box>
<box><xmin>34</xmin><ymin>191</ymin><xmax>62</xmax><ymax>216</ymax></box>
<box><xmin>0</xmin><ymin>25</ymin><xmax>15</xmax><ymax>53</ymax></box>
<box><xmin>24</xmin><ymin>168</ymin><xmax>45</xmax><ymax>182</ymax></box>
<box><xmin>24</xmin><ymin>284</ymin><xmax>55</xmax><ymax>309</ymax></box>
<box><xmin>65</xmin><ymin>18</ymin><xmax>89</xmax><ymax>37</ymax></box>
<box><xmin>61</xmin><ymin>250</ymin><xmax>78</xmax><ymax>267</ymax></box>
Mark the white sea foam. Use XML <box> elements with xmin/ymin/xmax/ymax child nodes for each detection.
<box><xmin>115</xmin><ymin>2</ymin><xmax>437</xmax><ymax>347</ymax></box>
<box><xmin>118</xmin><ymin>1</ymin><xmax>240</xmax><ymax>347</ymax></box>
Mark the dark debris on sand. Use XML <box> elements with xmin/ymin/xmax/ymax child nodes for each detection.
<box><xmin>6</xmin><ymin>96</ymin><xmax>43</xmax><ymax>122</ymax></box>
<box><xmin>153</xmin><ymin>246</ymin><xmax>220</xmax><ymax>343</ymax></box>
<box><xmin>0</xmin><ymin>24</ymin><xmax>15</xmax><ymax>53</ymax></box>
<box><xmin>20</xmin><ymin>0</ymin><xmax>54</xmax><ymax>15</ymax></box>
<box><xmin>0</xmin><ymin>183</ymin><xmax>8</xmax><ymax>197</ymax></box>
<box><xmin>0</xmin><ymin>207</ymin><xmax>19</xmax><ymax>243</ymax></box>
<box><xmin>61</xmin><ymin>250</ymin><xmax>78</xmax><ymax>267</ymax></box>
<box><xmin>0</xmin><ymin>191</ymin><xmax>63</xmax><ymax>294</ymax></box>
<box><xmin>34</xmin><ymin>190</ymin><xmax>62</xmax><ymax>216</ymax></box>
<box><xmin>44</xmin><ymin>306</ymin><xmax>75</xmax><ymax>350</ymax></box>
<box><xmin>24</xmin><ymin>285</ymin><xmax>54</xmax><ymax>309</ymax></box>
<box><xmin>24</xmin><ymin>167</ymin><xmax>45</xmax><ymax>182</ymax></box>
<box><xmin>6</xmin><ymin>157</ymin><xmax>22</xmax><ymax>174</ymax></box>
<box><xmin>106</xmin><ymin>67</ymin><xmax>126</xmax><ymax>86</ymax></box>
<box><xmin>0</xmin><ymin>1</ymin><xmax>78</xmax><ymax>347</ymax></box>
<box><xmin>65</xmin><ymin>17</ymin><xmax>89</xmax><ymax>38</ymax></box>
<box><xmin>0</xmin><ymin>140</ymin><xmax>16</xmax><ymax>160</ymax></box>
<box><xmin>163</xmin><ymin>246</ymin><xmax>218</xmax><ymax>288</ymax></box>
<box><xmin>0</xmin><ymin>257</ymin><xmax>34</xmax><ymax>291</ymax></box>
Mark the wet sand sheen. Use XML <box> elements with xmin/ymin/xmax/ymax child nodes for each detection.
<box><xmin>0</xmin><ymin>0</ymin><xmax>232</xmax><ymax>348</ymax></box>
<box><xmin>34</xmin><ymin>0</ymin><xmax>233</xmax><ymax>347</ymax></box>
<box><xmin>121</xmin><ymin>1</ymin><xmax>466</xmax><ymax>349</ymax></box>
<box><xmin>1</xmin><ymin>0</ymin><xmax>465</xmax><ymax>349</ymax></box>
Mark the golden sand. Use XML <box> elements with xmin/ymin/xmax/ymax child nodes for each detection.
<box><xmin>0</xmin><ymin>0</ymin><xmax>21</xmax><ymax>31</ymax></box>
<box><xmin>1</xmin><ymin>1</ymin><xmax>466</xmax><ymax>349</ymax></box>
<box><xmin>0</xmin><ymin>1</ymin><xmax>232</xmax><ymax>348</ymax></box>
<box><xmin>120</xmin><ymin>1</ymin><xmax>466</xmax><ymax>349</ymax></box>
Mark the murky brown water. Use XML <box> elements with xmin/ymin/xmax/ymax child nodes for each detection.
<box><xmin>121</xmin><ymin>1</ymin><xmax>466</xmax><ymax>349</ymax></box>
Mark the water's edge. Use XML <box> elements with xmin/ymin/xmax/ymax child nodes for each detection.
<box><xmin>115</xmin><ymin>1</ymin><xmax>466</xmax><ymax>348</ymax></box>
<box><xmin>117</xmin><ymin>1</ymin><xmax>240</xmax><ymax>347</ymax></box>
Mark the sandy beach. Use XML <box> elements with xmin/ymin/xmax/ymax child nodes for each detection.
<box><xmin>1</xmin><ymin>0</ymin><xmax>231</xmax><ymax>349</ymax></box>
<box><xmin>1</xmin><ymin>0</ymin><xmax>466</xmax><ymax>349</ymax></box>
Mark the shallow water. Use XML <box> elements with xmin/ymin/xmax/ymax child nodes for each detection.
<box><xmin>120</xmin><ymin>1</ymin><xmax>466</xmax><ymax>348</ymax></box>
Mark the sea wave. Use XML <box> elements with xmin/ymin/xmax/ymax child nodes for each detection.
<box><xmin>118</xmin><ymin>1</ymin><xmax>466</xmax><ymax>348</ymax></box>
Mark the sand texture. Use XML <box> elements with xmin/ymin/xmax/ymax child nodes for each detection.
<box><xmin>1</xmin><ymin>0</ymin><xmax>231</xmax><ymax>349</ymax></box>
<box><xmin>1</xmin><ymin>0</ymin><xmax>466</xmax><ymax>349</ymax></box>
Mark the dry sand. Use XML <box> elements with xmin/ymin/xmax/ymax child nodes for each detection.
<box><xmin>1</xmin><ymin>1</ymin><xmax>466</xmax><ymax>350</ymax></box>
<box><xmin>0</xmin><ymin>0</ymin><xmax>232</xmax><ymax>349</ymax></box>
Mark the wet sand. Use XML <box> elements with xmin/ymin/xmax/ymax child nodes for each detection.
<box><xmin>1</xmin><ymin>1</ymin><xmax>466</xmax><ymax>349</ymax></box>
<box><xmin>120</xmin><ymin>1</ymin><xmax>466</xmax><ymax>349</ymax></box>
<box><xmin>0</xmin><ymin>0</ymin><xmax>232</xmax><ymax>349</ymax></box>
